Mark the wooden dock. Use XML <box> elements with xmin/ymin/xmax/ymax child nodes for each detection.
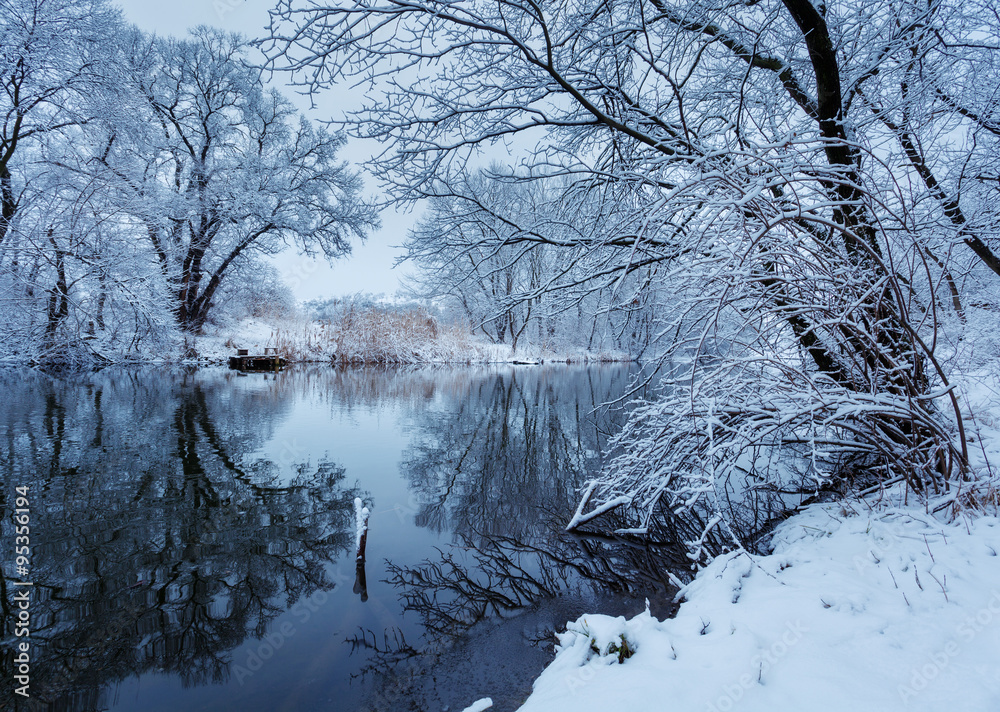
<box><xmin>228</xmin><ymin>348</ymin><xmax>286</xmax><ymax>371</ymax></box>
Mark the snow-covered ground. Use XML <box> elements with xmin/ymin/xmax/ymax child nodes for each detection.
<box><xmin>513</xmin><ymin>496</ymin><xmax>1000</xmax><ymax>712</ymax></box>
<box><xmin>498</xmin><ymin>366</ymin><xmax>1000</xmax><ymax>712</ymax></box>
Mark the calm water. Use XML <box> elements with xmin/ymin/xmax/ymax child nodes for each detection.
<box><xmin>0</xmin><ymin>365</ymin><xmax>678</xmax><ymax>712</ymax></box>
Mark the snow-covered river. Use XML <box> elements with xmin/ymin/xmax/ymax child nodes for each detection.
<box><xmin>0</xmin><ymin>364</ymin><xmax>678</xmax><ymax>712</ymax></box>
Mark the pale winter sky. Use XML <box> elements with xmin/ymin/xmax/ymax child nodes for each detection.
<box><xmin>113</xmin><ymin>0</ymin><xmax>417</xmax><ymax>302</ymax></box>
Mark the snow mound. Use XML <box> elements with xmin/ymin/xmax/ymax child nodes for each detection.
<box><xmin>519</xmin><ymin>500</ymin><xmax>1000</xmax><ymax>712</ymax></box>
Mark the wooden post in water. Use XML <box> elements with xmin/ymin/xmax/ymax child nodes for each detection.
<box><xmin>353</xmin><ymin>559</ymin><xmax>368</xmax><ymax>602</ymax></box>
<box><xmin>353</xmin><ymin>497</ymin><xmax>370</xmax><ymax>601</ymax></box>
<box><xmin>354</xmin><ymin>497</ymin><xmax>370</xmax><ymax>561</ymax></box>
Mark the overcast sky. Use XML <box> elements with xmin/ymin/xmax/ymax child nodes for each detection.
<box><xmin>113</xmin><ymin>0</ymin><xmax>417</xmax><ymax>303</ymax></box>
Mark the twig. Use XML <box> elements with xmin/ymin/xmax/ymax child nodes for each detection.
<box><xmin>927</xmin><ymin>570</ymin><xmax>949</xmax><ymax>603</ymax></box>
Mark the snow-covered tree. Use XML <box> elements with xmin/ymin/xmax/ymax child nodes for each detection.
<box><xmin>0</xmin><ymin>0</ymin><xmax>121</xmax><ymax>244</ymax></box>
<box><xmin>403</xmin><ymin>167</ymin><xmax>672</xmax><ymax>353</ymax></box>
<box><xmin>404</xmin><ymin>171</ymin><xmax>555</xmax><ymax>348</ymax></box>
<box><xmin>0</xmin><ymin>0</ymin><xmax>157</xmax><ymax>360</ymax></box>
<box><xmin>1</xmin><ymin>13</ymin><xmax>378</xmax><ymax>358</ymax></box>
<box><xmin>114</xmin><ymin>28</ymin><xmax>378</xmax><ymax>332</ymax></box>
<box><xmin>266</xmin><ymin>0</ymin><xmax>1000</xmax><ymax>552</ymax></box>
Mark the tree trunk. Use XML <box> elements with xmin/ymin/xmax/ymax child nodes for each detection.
<box><xmin>0</xmin><ymin>163</ymin><xmax>16</xmax><ymax>245</ymax></box>
<box><xmin>45</xmin><ymin>232</ymin><xmax>70</xmax><ymax>344</ymax></box>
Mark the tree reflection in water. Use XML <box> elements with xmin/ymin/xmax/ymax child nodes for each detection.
<box><xmin>352</xmin><ymin>366</ymin><xmax>694</xmax><ymax>712</ymax></box>
<box><xmin>0</xmin><ymin>369</ymin><xmax>358</xmax><ymax>712</ymax></box>
<box><xmin>401</xmin><ymin>366</ymin><xmax>632</xmax><ymax>540</ymax></box>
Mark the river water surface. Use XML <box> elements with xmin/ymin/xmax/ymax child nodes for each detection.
<box><xmin>0</xmin><ymin>365</ymin><xmax>678</xmax><ymax>712</ymax></box>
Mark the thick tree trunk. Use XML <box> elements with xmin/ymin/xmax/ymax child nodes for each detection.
<box><xmin>96</xmin><ymin>271</ymin><xmax>107</xmax><ymax>330</ymax></box>
<box><xmin>779</xmin><ymin>0</ymin><xmax>954</xmax><ymax>486</ymax></box>
<box><xmin>0</xmin><ymin>163</ymin><xmax>16</xmax><ymax>245</ymax></box>
<box><xmin>181</xmin><ymin>226</ymin><xmax>274</xmax><ymax>333</ymax></box>
<box><xmin>780</xmin><ymin>0</ymin><xmax>882</xmax><ymax>260</ymax></box>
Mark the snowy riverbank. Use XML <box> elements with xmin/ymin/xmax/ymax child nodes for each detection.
<box><xmin>509</xmin><ymin>492</ymin><xmax>1000</xmax><ymax>712</ymax></box>
<box><xmin>188</xmin><ymin>316</ymin><xmax>629</xmax><ymax>365</ymax></box>
<box><xmin>1</xmin><ymin>310</ymin><xmax>629</xmax><ymax>367</ymax></box>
